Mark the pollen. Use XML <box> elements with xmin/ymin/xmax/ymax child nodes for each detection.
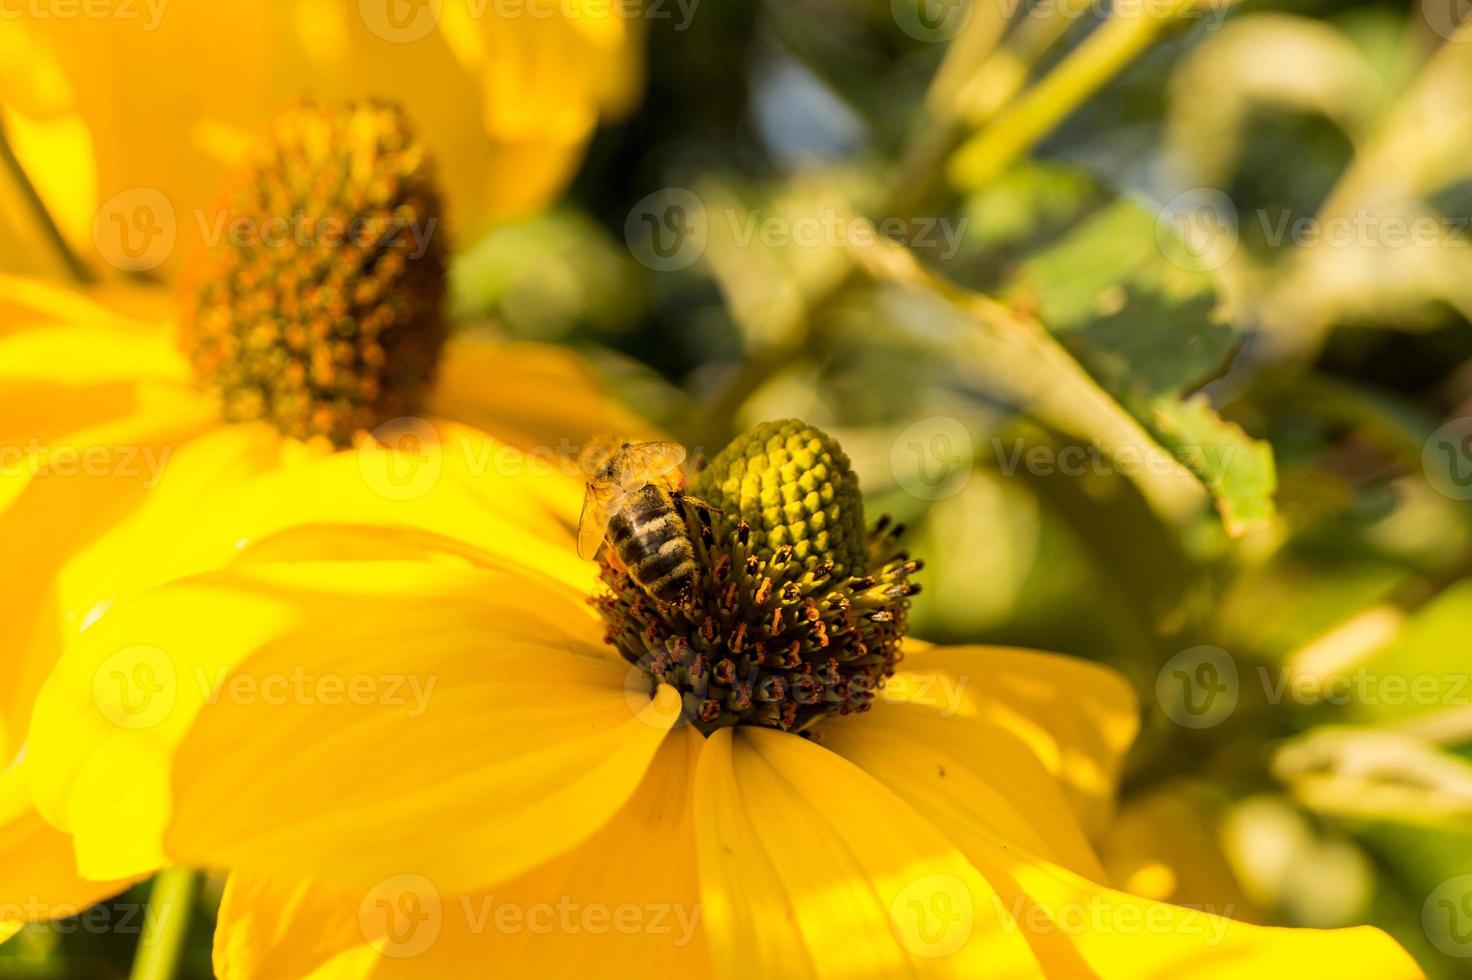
<box><xmin>593</xmin><ymin>420</ymin><xmax>921</xmax><ymax>735</ymax></box>
<box><xmin>178</xmin><ymin>101</ymin><xmax>447</xmax><ymax>447</ymax></box>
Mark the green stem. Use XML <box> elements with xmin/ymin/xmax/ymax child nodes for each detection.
<box><xmin>954</xmin><ymin>0</ymin><xmax>1094</xmax><ymax>126</ymax></box>
<box><xmin>0</xmin><ymin>122</ymin><xmax>94</xmax><ymax>283</ymax></box>
<box><xmin>947</xmin><ymin>0</ymin><xmax>1203</xmax><ymax>191</ymax></box>
<box><xmin>129</xmin><ymin>869</ymin><xmax>197</xmax><ymax>980</ymax></box>
<box><xmin>889</xmin><ymin>0</ymin><xmax>1016</xmax><ymax>215</ymax></box>
<box><xmin>925</xmin><ymin>0</ymin><xmax>1016</xmax><ymax>113</ymax></box>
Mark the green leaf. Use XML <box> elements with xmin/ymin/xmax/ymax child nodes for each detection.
<box><xmin>1353</xmin><ymin>581</ymin><xmax>1472</xmax><ymax>727</ymax></box>
<box><xmin>1000</xmin><ymin>193</ymin><xmax>1278</xmax><ymax>535</ymax></box>
<box><xmin>1152</xmin><ymin>396</ymin><xmax>1278</xmax><ymax>533</ymax></box>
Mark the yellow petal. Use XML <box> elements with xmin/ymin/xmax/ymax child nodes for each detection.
<box><xmin>384</xmin><ymin>725</ymin><xmax>710</xmax><ymax>977</ymax></box>
<box><xmin>56</xmin><ymin>419</ymin><xmax>599</xmax><ymax>648</ymax></box>
<box><xmin>50</xmin><ymin>421</ymin><xmax>289</xmax><ymax>598</ymax></box>
<box><xmin>215</xmin><ymin>728</ymin><xmax>713</xmax><ymax>979</ymax></box>
<box><xmin>693</xmin><ymin>726</ymin><xmax>1043</xmax><ymax>979</ymax></box>
<box><xmin>212</xmin><ymin>875</ymin><xmax>368</xmax><ymax>980</ymax></box>
<box><xmin>0</xmin><ymin>319</ymin><xmax>193</xmax><ymax>448</ymax></box>
<box><xmin>0</xmin><ymin>275</ymin><xmax>160</xmax><ymax>336</ymax></box>
<box><xmin>888</xmin><ymin>644</ymin><xmax>1140</xmax><ymax>838</ymax></box>
<box><xmin>429</xmin><ymin>339</ymin><xmax>657</xmax><ymax>454</ymax></box>
<box><xmin>0</xmin><ymin>106</ymin><xmax>97</xmax><ymax>269</ymax></box>
<box><xmin>31</xmin><ymin>416</ymin><xmax>603</xmax><ymax>766</ymax></box>
<box><xmin>479</xmin><ymin>133</ymin><xmax>593</xmax><ymax>219</ymax></box>
<box><xmin>820</xmin><ymin>693</ymin><xmax>1107</xmax><ymax>881</ymax></box>
<box><xmin>0</xmin><ymin>322</ymin><xmax>183</xmax><ymax>385</ymax></box>
<box><xmin>0</xmin><ymin>398</ymin><xmax>217</xmax><ymax>759</ymax></box>
<box><xmin>441</xmin><ymin>3</ymin><xmax>642</xmax><ymax>221</ymax></box>
<box><xmin>29</xmin><ymin>561</ymin><xmax>679</xmax><ymax>892</ymax></box>
<box><xmin>958</xmin><ymin>829</ymin><xmax>1422</xmax><ymax>979</ymax></box>
<box><xmin>0</xmin><ymin>20</ymin><xmax>70</xmax><ymax>118</ymax></box>
<box><xmin>0</xmin><ymin>318</ymin><xmax>184</xmax><ymax>381</ymax></box>
<box><xmin>0</xmin><ymin>761</ymin><xmax>136</xmax><ymax>936</ymax></box>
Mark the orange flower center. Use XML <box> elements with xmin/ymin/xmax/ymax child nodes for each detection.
<box><xmin>177</xmin><ymin>101</ymin><xmax>447</xmax><ymax>447</ymax></box>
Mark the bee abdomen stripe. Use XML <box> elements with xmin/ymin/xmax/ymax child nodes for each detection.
<box><xmin>632</xmin><ymin>512</ymin><xmax>677</xmax><ymax>539</ymax></box>
<box><xmin>649</xmin><ymin>559</ymin><xmax>698</xmax><ymax>600</ymax></box>
<box><xmin>613</xmin><ymin>519</ymin><xmax>675</xmax><ymax>566</ymax></box>
<box><xmin>634</xmin><ymin>542</ymin><xmax>695</xmax><ymax>581</ymax></box>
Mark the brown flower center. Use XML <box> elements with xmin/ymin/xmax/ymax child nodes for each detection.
<box><xmin>178</xmin><ymin>101</ymin><xmax>447</xmax><ymax>447</ymax></box>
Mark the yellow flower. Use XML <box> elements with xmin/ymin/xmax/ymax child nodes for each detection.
<box><xmin>17</xmin><ymin>422</ymin><xmax>1421</xmax><ymax>977</ymax></box>
<box><xmin>0</xmin><ymin>0</ymin><xmax>644</xmax><ymax>277</ymax></box>
<box><xmin>0</xmin><ymin>101</ymin><xmax>648</xmax><ymax>940</ymax></box>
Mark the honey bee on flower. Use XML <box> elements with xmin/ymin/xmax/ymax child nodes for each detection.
<box><xmin>576</xmin><ymin>437</ymin><xmax>703</xmax><ymax>603</ymax></box>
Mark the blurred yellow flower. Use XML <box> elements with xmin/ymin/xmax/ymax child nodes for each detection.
<box><xmin>0</xmin><ymin>0</ymin><xmax>644</xmax><ymax>277</ymax></box>
<box><xmin>0</xmin><ymin>101</ymin><xmax>650</xmax><ymax>943</ymax></box>
<box><xmin>15</xmin><ymin>420</ymin><xmax>1422</xmax><ymax>978</ymax></box>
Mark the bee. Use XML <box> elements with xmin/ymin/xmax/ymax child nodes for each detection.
<box><xmin>577</xmin><ymin>437</ymin><xmax>702</xmax><ymax>603</ymax></box>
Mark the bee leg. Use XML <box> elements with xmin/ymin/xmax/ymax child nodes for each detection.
<box><xmin>678</xmin><ymin>493</ymin><xmax>724</xmax><ymax>515</ymax></box>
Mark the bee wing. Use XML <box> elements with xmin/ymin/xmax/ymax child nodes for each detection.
<box><xmin>578</xmin><ymin>434</ymin><xmax>625</xmax><ymax>479</ymax></box>
<box><xmin>614</xmin><ymin>441</ymin><xmax>688</xmax><ymax>491</ymax></box>
<box><xmin>577</xmin><ymin>483</ymin><xmax>623</xmax><ymax>560</ymax></box>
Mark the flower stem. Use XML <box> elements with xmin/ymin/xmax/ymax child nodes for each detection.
<box><xmin>889</xmin><ymin>0</ymin><xmax>1016</xmax><ymax>215</ymax></box>
<box><xmin>129</xmin><ymin>869</ymin><xmax>198</xmax><ymax>980</ymax></box>
<box><xmin>947</xmin><ymin>0</ymin><xmax>1206</xmax><ymax>191</ymax></box>
<box><xmin>0</xmin><ymin>121</ymin><xmax>95</xmax><ymax>283</ymax></box>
